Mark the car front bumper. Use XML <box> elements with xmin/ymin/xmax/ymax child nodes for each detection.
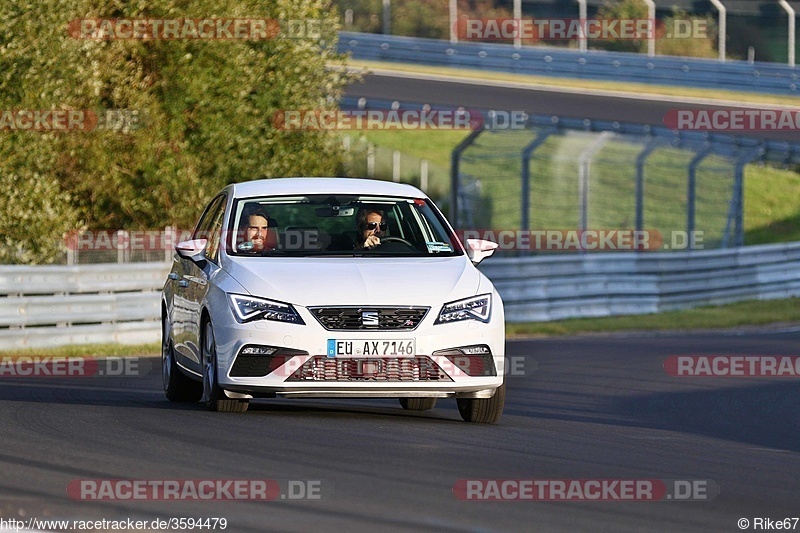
<box><xmin>210</xmin><ymin>303</ymin><xmax>505</xmax><ymax>398</ymax></box>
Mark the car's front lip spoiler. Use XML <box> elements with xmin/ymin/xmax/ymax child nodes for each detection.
<box><xmin>222</xmin><ymin>385</ymin><xmax>500</xmax><ymax>399</ymax></box>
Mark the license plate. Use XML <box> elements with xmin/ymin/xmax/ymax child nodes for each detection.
<box><xmin>326</xmin><ymin>339</ymin><xmax>415</xmax><ymax>358</ymax></box>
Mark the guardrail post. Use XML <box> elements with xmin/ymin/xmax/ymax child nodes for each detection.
<box><xmin>635</xmin><ymin>137</ymin><xmax>666</xmax><ymax>232</ymax></box>
<box><xmin>521</xmin><ymin>129</ymin><xmax>556</xmax><ymax>231</ymax></box>
<box><xmin>450</xmin><ymin>129</ymin><xmax>484</xmax><ymax>226</ymax></box>
<box><xmin>687</xmin><ymin>146</ymin><xmax>713</xmax><ymax>249</ymax></box>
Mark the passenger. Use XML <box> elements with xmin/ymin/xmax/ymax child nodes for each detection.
<box><xmin>354</xmin><ymin>208</ymin><xmax>387</xmax><ymax>250</ymax></box>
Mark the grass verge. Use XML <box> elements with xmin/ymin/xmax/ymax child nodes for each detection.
<box><xmin>507</xmin><ymin>298</ymin><xmax>800</xmax><ymax>337</ymax></box>
<box><xmin>0</xmin><ymin>343</ymin><xmax>160</xmax><ymax>359</ymax></box>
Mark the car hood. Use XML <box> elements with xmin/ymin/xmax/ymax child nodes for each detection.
<box><xmin>224</xmin><ymin>256</ymin><xmax>481</xmax><ymax>307</ymax></box>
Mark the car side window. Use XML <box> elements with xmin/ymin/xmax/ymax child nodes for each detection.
<box><xmin>193</xmin><ymin>194</ymin><xmax>227</xmax><ymax>263</ymax></box>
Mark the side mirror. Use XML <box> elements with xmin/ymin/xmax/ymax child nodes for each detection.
<box><xmin>175</xmin><ymin>239</ymin><xmax>208</xmax><ymax>265</ymax></box>
<box><xmin>465</xmin><ymin>239</ymin><xmax>499</xmax><ymax>264</ymax></box>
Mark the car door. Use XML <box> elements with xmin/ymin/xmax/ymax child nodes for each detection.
<box><xmin>173</xmin><ymin>194</ymin><xmax>227</xmax><ymax>370</ymax></box>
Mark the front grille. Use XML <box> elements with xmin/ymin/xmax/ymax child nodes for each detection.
<box><xmin>286</xmin><ymin>356</ymin><xmax>452</xmax><ymax>382</ymax></box>
<box><xmin>308</xmin><ymin>307</ymin><xmax>429</xmax><ymax>331</ymax></box>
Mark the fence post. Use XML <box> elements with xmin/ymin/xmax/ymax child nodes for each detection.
<box><xmin>367</xmin><ymin>144</ymin><xmax>375</xmax><ymax>177</ymax></box>
<box><xmin>779</xmin><ymin>0</ymin><xmax>796</xmax><ymax>67</ymax></box>
<box><xmin>577</xmin><ymin>0</ymin><xmax>588</xmax><ymax>53</ymax></box>
<box><xmin>164</xmin><ymin>226</ymin><xmax>173</xmax><ymax>263</ymax></box>
<box><xmin>450</xmin><ymin>129</ymin><xmax>483</xmax><ymax>226</ymax></box>
<box><xmin>420</xmin><ymin>159</ymin><xmax>428</xmax><ymax>191</ymax></box>
<box><xmin>116</xmin><ymin>230</ymin><xmax>127</xmax><ymax>263</ymax></box>
<box><xmin>392</xmin><ymin>150</ymin><xmax>401</xmax><ymax>182</ymax></box>
<box><xmin>521</xmin><ymin>129</ymin><xmax>556</xmax><ymax>232</ymax></box>
<box><xmin>382</xmin><ymin>0</ymin><xmax>391</xmax><ymax>35</ymax></box>
<box><xmin>449</xmin><ymin>0</ymin><xmax>458</xmax><ymax>44</ymax></box>
<box><xmin>723</xmin><ymin>147</ymin><xmax>763</xmax><ymax>248</ymax></box>
<box><xmin>643</xmin><ymin>0</ymin><xmax>656</xmax><ymax>58</ymax></box>
<box><xmin>635</xmin><ymin>137</ymin><xmax>666</xmax><ymax>232</ymax></box>
<box><xmin>709</xmin><ymin>0</ymin><xmax>727</xmax><ymax>62</ymax></box>
<box><xmin>578</xmin><ymin>131</ymin><xmax>614</xmax><ymax>231</ymax></box>
<box><xmin>687</xmin><ymin>146</ymin><xmax>712</xmax><ymax>249</ymax></box>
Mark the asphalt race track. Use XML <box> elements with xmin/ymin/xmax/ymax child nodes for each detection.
<box><xmin>345</xmin><ymin>72</ymin><xmax>798</xmax><ymax>142</ymax></box>
<box><xmin>1</xmin><ymin>330</ymin><xmax>798</xmax><ymax>532</ymax></box>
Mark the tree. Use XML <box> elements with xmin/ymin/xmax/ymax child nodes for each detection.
<box><xmin>0</xmin><ymin>0</ymin><xmax>354</xmax><ymax>263</ymax></box>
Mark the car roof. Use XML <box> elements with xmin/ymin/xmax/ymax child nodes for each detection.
<box><xmin>229</xmin><ymin>177</ymin><xmax>427</xmax><ymax>199</ymax></box>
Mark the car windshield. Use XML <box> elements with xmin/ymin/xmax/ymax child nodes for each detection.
<box><xmin>227</xmin><ymin>194</ymin><xmax>464</xmax><ymax>257</ymax></box>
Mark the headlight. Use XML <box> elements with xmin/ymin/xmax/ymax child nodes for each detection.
<box><xmin>228</xmin><ymin>294</ymin><xmax>305</xmax><ymax>325</ymax></box>
<box><xmin>435</xmin><ymin>294</ymin><xmax>491</xmax><ymax>324</ymax></box>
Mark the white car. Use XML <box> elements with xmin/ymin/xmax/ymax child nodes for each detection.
<box><xmin>161</xmin><ymin>177</ymin><xmax>506</xmax><ymax>422</ymax></box>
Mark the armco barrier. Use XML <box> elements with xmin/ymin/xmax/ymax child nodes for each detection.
<box><xmin>0</xmin><ymin>262</ymin><xmax>170</xmax><ymax>349</ymax></box>
<box><xmin>479</xmin><ymin>241</ymin><xmax>800</xmax><ymax>322</ymax></box>
<box><xmin>339</xmin><ymin>31</ymin><xmax>799</xmax><ymax>96</ymax></box>
<box><xmin>1</xmin><ymin>242</ymin><xmax>799</xmax><ymax>348</ymax></box>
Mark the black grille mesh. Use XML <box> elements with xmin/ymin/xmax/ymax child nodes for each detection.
<box><xmin>309</xmin><ymin>307</ymin><xmax>428</xmax><ymax>331</ymax></box>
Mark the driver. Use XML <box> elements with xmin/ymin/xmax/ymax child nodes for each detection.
<box><xmin>354</xmin><ymin>208</ymin><xmax>386</xmax><ymax>250</ymax></box>
<box><xmin>239</xmin><ymin>206</ymin><xmax>271</xmax><ymax>252</ymax></box>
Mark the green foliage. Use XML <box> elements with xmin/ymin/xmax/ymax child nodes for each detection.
<box><xmin>337</xmin><ymin>0</ymin><xmax>514</xmax><ymax>41</ymax></box>
<box><xmin>0</xmin><ymin>0</ymin><xmax>355</xmax><ymax>263</ymax></box>
<box><xmin>336</xmin><ymin>0</ymin><xmax>382</xmax><ymax>33</ymax></box>
<box><xmin>657</xmin><ymin>11</ymin><xmax>718</xmax><ymax>59</ymax></box>
<box><xmin>596</xmin><ymin>0</ymin><xmax>718</xmax><ymax>58</ymax></box>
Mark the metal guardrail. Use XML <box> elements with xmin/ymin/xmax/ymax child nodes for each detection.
<box><xmin>479</xmin><ymin>241</ymin><xmax>800</xmax><ymax>322</ymax></box>
<box><xmin>2</xmin><ymin>242</ymin><xmax>799</xmax><ymax>348</ymax></box>
<box><xmin>339</xmin><ymin>31</ymin><xmax>799</xmax><ymax>96</ymax></box>
<box><xmin>0</xmin><ymin>262</ymin><xmax>170</xmax><ymax>349</ymax></box>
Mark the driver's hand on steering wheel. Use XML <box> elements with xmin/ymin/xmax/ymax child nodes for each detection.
<box><xmin>363</xmin><ymin>234</ymin><xmax>381</xmax><ymax>249</ymax></box>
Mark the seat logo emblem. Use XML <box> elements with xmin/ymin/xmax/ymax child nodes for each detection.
<box><xmin>361</xmin><ymin>311</ymin><xmax>379</xmax><ymax>327</ymax></box>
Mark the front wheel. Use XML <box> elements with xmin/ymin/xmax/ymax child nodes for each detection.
<box><xmin>202</xmin><ymin>321</ymin><xmax>249</xmax><ymax>413</ymax></box>
<box><xmin>457</xmin><ymin>383</ymin><xmax>505</xmax><ymax>423</ymax></box>
<box><xmin>399</xmin><ymin>397</ymin><xmax>437</xmax><ymax>411</ymax></box>
<box><xmin>162</xmin><ymin>316</ymin><xmax>202</xmax><ymax>402</ymax></box>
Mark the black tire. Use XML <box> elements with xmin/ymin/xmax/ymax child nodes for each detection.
<box><xmin>457</xmin><ymin>383</ymin><xmax>505</xmax><ymax>423</ymax></box>
<box><xmin>162</xmin><ymin>316</ymin><xmax>202</xmax><ymax>402</ymax></box>
<box><xmin>399</xmin><ymin>397</ymin><xmax>437</xmax><ymax>411</ymax></box>
<box><xmin>202</xmin><ymin>321</ymin><xmax>249</xmax><ymax>413</ymax></box>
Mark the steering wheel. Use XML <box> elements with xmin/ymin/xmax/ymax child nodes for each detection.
<box><xmin>380</xmin><ymin>236</ymin><xmax>415</xmax><ymax>247</ymax></box>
